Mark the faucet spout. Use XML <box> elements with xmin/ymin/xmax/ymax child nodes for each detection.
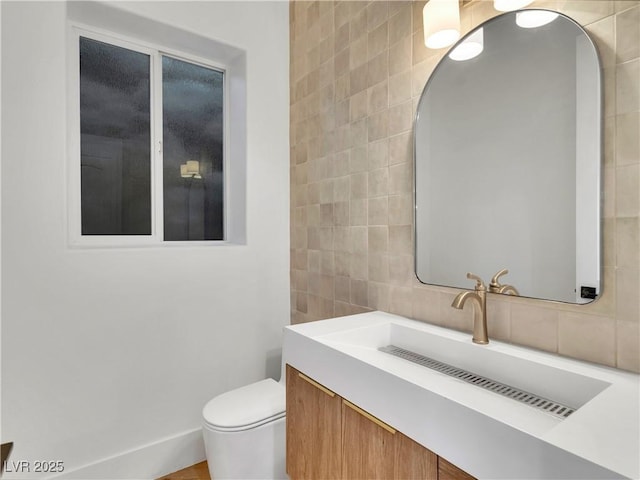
<box><xmin>451</xmin><ymin>291</ymin><xmax>480</xmax><ymax>309</ymax></box>
<box><xmin>489</xmin><ymin>268</ymin><xmax>519</xmax><ymax>296</ymax></box>
<box><xmin>451</xmin><ymin>273</ymin><xmax>489</xmax><ymax>345</ymax></box>
<box><xmin>496</xmin><ymin>284</ymin><xmax>519</xmax><ymax>295</ymax></box>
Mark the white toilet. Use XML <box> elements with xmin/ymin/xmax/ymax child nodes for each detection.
<box><xmin>202</xmin><ymin>378</ymin><xmax>287</xmax><ymax>479</ymax></box>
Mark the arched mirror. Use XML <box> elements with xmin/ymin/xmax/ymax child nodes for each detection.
<box><xmin>414</xmin><ymin>10</ymin><xmax>601</xmax><ymax>304</ymax></box>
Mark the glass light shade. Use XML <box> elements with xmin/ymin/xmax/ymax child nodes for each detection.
<box><xmin>423</xmin><ymin>0</ymin><xmax>461</xmax><ymax>49</ymax></box>
<box><xmin>181</xmin><ymin>160</ymin><xmax>202</xmax><ymax>178</ymax></box>
<box><xmin>516</xmin><ymin>10</ymin><xmax>560</xmax><ymax>28</ymax></box>
<box><xmin>449</xmin><ymin>28</ymin><xmax>484</xmax><ymax>61</ymax></box>
<box><xmin>493</xmin><ymin>0</ymin><xmax>534</xmax><ymax>12</ymax></box>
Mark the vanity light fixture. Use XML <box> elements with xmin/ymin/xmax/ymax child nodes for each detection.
<box><xmin>516</xmin><ymin>10</ymin><xmax>560</xmax><ymax>28</ymax></box>
<box><xmin>180</xmin><ymin>160</ymin><xmax>202</xmax><ymax>179</ymax></box>
<box><xmin>423</xmin><ymin>0</ymin><xmax>461</xmax><ymax>49</ymax></box>
<box><xmin>449</xmin><ymin>28</ymin><xmax>483</xmax><ymax>61</ymax></box>
<box><xmin>493</xmin><ymin>0</ymin><xmax>533</xmax><ymax>11</ymax></box>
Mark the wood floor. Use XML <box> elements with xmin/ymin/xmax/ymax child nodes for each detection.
<box><xmin>156</xmin><ymin>461</ymin><xmax>211</xmax><ymax>480</ymax></box>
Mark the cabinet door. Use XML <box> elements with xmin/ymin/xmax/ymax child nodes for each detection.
<box><xmin>438</xmin><ymin>457</ymin><xmax>477</xmax><ymax>480</ymax></box>
<box><xmin>342</xmin><ymin>399</ymin><xmax>438</xmax><ymax>480</ymax></box>
<box><xmin>286</xmin><ymin>365</ymin><xmax>342</xmax><ymax>480</ymax></box>
<box><xmin>342</xmin><ymin>400</ymin><xmax>397</xmax><ymax>479</ymax></box>
<box><xmin>395</xmin><ymin>433</ymin><xmax>438</xmax><ymax>479</ymax></box>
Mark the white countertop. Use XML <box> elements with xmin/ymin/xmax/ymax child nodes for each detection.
<box><xmin>283</xmin><ymin>311</ymin><xmax>640</xmax><ymax>480</ymax></box>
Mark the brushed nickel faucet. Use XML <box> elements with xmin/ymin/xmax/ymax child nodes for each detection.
<box><xmin>489</xmin><ymin>268</ymin><xmax>520</xmax><ymax>296</ymax></box>
<box><xmin>451</xmin><ymin>273</ymin><xmax>489</xmax><ymax>345</ymax></box>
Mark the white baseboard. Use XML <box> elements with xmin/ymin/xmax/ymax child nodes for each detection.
<box><xmin>47</xmin><ymin>428</ymin><xmax>206</xmax><ymax>480</ymax></box>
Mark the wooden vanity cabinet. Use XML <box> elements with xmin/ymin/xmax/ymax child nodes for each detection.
<box><xmin>286</xmin><ymin>365</ymin><xmax>473</xmax><ymax>480</ymax></box>
<box><xmin>342</xmin><ymin>399</ymin><xmax>439</xmax><ymax>479</ymax></box>
<box><xmin>342</xmin><ymin>399</ymin><xmax>397</xmax><ymax>479</ymax></box>
<box><xmin>286</xmin><ymin>365</ymin><xmax>342</xmax><ymax>479</ymax></box>
<box><xmin>395</xmin><ymin>432</ymin><xmax>440</xmax><ymax>479</ymax></box>
<box><xmin>438</xmin><ymin>458</ymin><xmax>477</xmax><ymax>480</ymax></box>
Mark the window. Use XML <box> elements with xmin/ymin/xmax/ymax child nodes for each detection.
<box><xmin>74</xmin><ymin>30</ymin><xmax>226</xmax><ymax>243</ymax></box>
<box><xmin>161</xmin><ymin>56</ymin><xmax>224</xmax><ymax>241</ymax></box>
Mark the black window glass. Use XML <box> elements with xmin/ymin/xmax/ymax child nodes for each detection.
<box><xmin>162</xmin><ymin>56</ymin><xmax>224</xmax><ymax>241</ymax></box>
<box><xmin>80</xmin><ymin>37</ymin><xmax>151</xmax><ymax>235</ymax></box>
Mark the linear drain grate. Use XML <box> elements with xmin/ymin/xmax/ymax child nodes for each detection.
<box><xmin>379</xmin><ymin>345</ymin><xmax>575</xmax><ymax>419</ymax></box>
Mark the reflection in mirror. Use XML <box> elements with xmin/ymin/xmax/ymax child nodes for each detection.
<box><xmin>414</xmin><ymin>10</ymin><xmax>601</xmax><ymax>304</ymax></box>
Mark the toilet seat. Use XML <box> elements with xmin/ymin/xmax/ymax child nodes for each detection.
<box><xmin>202</xmin><ymin>378</ymin><xmax>285</xmax><ymax>432</ymax></box>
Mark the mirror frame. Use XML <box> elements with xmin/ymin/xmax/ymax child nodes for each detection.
<box><xmin>413</xmin><ymin>9</ymin><xmax>602</xmax><ymax>304</ymax></box>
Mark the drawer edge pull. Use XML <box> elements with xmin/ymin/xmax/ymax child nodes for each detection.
<box><xmin>343</xmin><ymin>400</ymin><xmax>396</xmax><ymax>434</ymax></box>
<box><xmin>298</xmin><ymin>372</ymin><xmax>336</xmax><ymax>397</ymax></box>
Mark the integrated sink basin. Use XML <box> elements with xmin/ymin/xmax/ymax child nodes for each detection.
<box><xmin>316</xmin><ymin>321</ymin><xmax>610</xmax><ymax>416</ymax></box>
<box><xmin>283</xmin><ymin>311</ymin><xmax>640</xmax><ymax>479</ymax></box>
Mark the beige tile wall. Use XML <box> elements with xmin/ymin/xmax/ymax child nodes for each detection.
<box><xmin>290</xmin><ymin>0</ymin><xmax>640</xmax><ymax>372</ymax></box>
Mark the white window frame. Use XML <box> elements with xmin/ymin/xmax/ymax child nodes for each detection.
<box><xmin>67</xmin><ymin>24</ymin><xmax>230</xmax><ymax>247</ymax></box>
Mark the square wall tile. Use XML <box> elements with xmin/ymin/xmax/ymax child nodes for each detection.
<box><xmin>510</xmin><ymin>304</ymin><xmax>559</xmax><ymax>353</ymax></box>
<box><xmin>615</xmin><ymin>164</ymin><xmax>639</xmax><ymax>217</ymax></box>
<box><xmin>616</xmin><ymin>59</ymin><xmax>639</xmax><ymax>115</ymax></box>
<box><xmin>368</xmin><ymin>139</ymin><xmax>389</xmax><ymax>170</ymax></box>
<box><xmin>368</xmin><ymin>225</ymin><xmax>389</xmax><ymax>252</ymax></box>
<box><xmin>616</xmin><ymin>5</ymin><xmax>640</xmax><ymax>63</ymax></box>
<box><xmin>369</xmin><ymin>281</ymin><xmax>391</xmax><ymax>311</ymax></box>
<box><xmin>412</xmin><ymin>285</ymin><xmax>440</xmax><ymax>323</ymax></box>
<box><xmin>368</xmin><ymin>196</ymin><xmax>389</xmax><ymax>225</ymax></box>
<box><xmin>368</xmin><ymin>254</ymin><xmax>390</xmax><ymax>283</ymax></box>
<box><xmin>333</xmin><ymin>277</ymin><xmax>351</xmax><ymax>302</ymax></box>
<box><xmin>558</xmin><ymin>313</ymin><xmax>616</xmax><ymax>366</ymax></box>
<box><xmin>389</xmin><ymin>285</ymin><xmax>413</xmax><ymax>317</ymax></box>
<box><xmin>616</xmin><ymin>112</ymin><xmax>640</xmax><ymax>167</ymax></box>
<box><xmin>586</xmin><ymin>16</ymin><xmax>615</xmax><ymax>68</ymax></box>
<box><xmin>617</xmin><ymin>320</ymin><xmax>640</xmax><ymax>372</ymax></box>
<box><xmin>388</xmin><ymin>194</ymin><xmax>413</xmax><ymax>225</ymax></box>
<box><xmin>557</xmin><ymin>1</ymin><xmax>614</xmax><ymax>26</ymax></box>
<box><xmin>487</xmin><ymin>296</ymin><xmax>511</xmax><ymax>342</ymax></box>
<box><xmin>389</xmin><ymin>254</ymin><xmax>415</xmax><ymax>286</ymax></box>
<box><xmin>616</xmin><ymin>267</ymin><xmax>640</xmax><ymax>322</ymax></box>
<box><xmin>616</xmin><ymin>217</ymin><xmax>640</xmax><ymax>268</ymax></box>
<box><xmin>389</xmin><ymin>3</ymin><xmax>411</xmax><ymax>46</ymax></box>
<box><xmin>389</xmin><ymin>225</ymin><xmax>413</xmax><ymax>255</ymax></box>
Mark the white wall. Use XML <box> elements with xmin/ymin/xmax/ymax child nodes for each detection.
<box><xmin>1</xmin><ymin>1</ymin><xmax>289</xmax><ymax>478</ymax></box>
